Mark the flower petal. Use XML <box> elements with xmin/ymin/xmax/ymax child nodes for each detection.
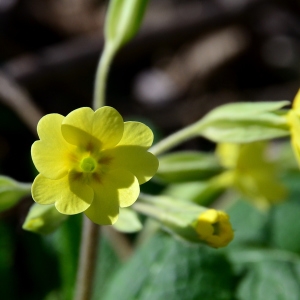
<box><xmin>288</xmin><ymin>111</ymin><xmax>300</xmax><ymax>166</ymax></box>
<box><xmin>62</xmin><ymin>107</ymin><xmax>94</xmax><ymax>135</ymax></box>
<box><xmin>105</xmin><ymin>146</ymin><xmax>159</xmax><ymax>184</ymax></box>
<box><xmin>61</xmin><ymin>107</ymin><xmax>99</xmax><ymax>148</ymax></box>
<box><xmin>84</xmin><ymin>169</ymin><xmax>139</xmax><ymax>225</ymax></box>
<box><xmin>116</xmin><ymin>121</ymin><xmax>154</xmax><ymax>148</ymax></box>
<box><xmin>32</xmin><ymin>114</ymin><xmax>73</xmax><ymax>179</ymax></box>
<box><xmin>293</xmin><ymin>89</ymin><xmax>300</xmax><ymax>111</ymax></box>
<box><xmin>92</xmin><ymin>106</ymin><xmax>124</xmax><ymax>149</ymax></box>
<box><xmin>32</xmin><ymin>173</ymin><xmax>93</xmax><ymax>214</ymax></box>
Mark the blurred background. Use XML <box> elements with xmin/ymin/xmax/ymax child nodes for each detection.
<box><xmin>1</xmin><ymin>0</ymin><xmax>300</xmax><ymax>180</ymax></box>
<box><xmin>1</xmin><ymin>0</ymin><xmax>300</xmax><ymax>299</ymax></box>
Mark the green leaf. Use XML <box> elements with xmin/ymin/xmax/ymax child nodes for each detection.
<box><xmin>103</xmin><ymin>233</ymin><xmax>235</xmax><ymax>300</ymax></box>
<box><xmin>156</xmin><ymin>151</ymin><xmax>222</xmax><ymax>183</ymax></box>
<box><xmin>92</xmin><ymin>236</ymin><xmax>122</xmax><ymax>300</ymax></box>
<box><xmin>113</xmin><ymin>208</ymin><xmax>142</xmax><ymax>233</ymax></box>
<box><xmin>227</xmin><ymin>200</ymin><xmax>267</xmax><ymax>245</ymax></box>
<box><xmin>0</xmin><ymin>175</ymin><xmax>31</xmax><ymax>212</ymax></box>
<box><xmin>269</xmin><ymin>201</ymin><xmax>300</xmax><ymax>253</ymax></box>
<box><xmin>238</xmin><ymin>262</ymin><xmax>300</xmax><ymax>300</ymax></box>
<box><xmin>196</xmin><ymin>101</ymin><xmax>290</xmax><ymax>143</ymax></box>
<box><xmin>226</xmin><ymin>246</ymin><xmax>300</xmax><ymax>300</ymax></box>
<box><xmin>263</xmin><ymin>171</ymin><xmax>300</xmax><ymax>252</ymax></box>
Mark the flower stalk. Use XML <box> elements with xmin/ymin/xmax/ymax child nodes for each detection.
<box><xmin>150</xmin><ymin>123</ymin><xmax>200</xmax><ymax>156</ymax></box>
<box><xmin>93</xmin><ymin>43</ymin><xmax>116</xmax><ymax>110</ymax></box>
<box><xmin>74</xmin><ymin>216</ymin><xmax>100</xmax><ymax>300</ymax></box>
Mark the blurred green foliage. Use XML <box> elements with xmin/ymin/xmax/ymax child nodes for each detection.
<box><xmin>1</xmin><ymin>170</ymin><xmax>299</xmax><ymax>299</ymax></box>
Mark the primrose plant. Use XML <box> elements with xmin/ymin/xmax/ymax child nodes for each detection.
<box><xmin>2</xmin><ymin>1</ymin><xmax>300</xmax><ymax>300</ymax></box>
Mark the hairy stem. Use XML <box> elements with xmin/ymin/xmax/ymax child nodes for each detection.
<box><xmin>74</xmin><ymin>216</ymin><xmax>100</xmax><ymax>300</ymax></box>
<box><xmin>149</xmin><ymin>122</ymin><xmax>201</xmax><ymax>156</ymax></box>
<box><xmin>93</xmin><ymin>43</ymin><xmax>116</xmax><ymax>109</ymax></box>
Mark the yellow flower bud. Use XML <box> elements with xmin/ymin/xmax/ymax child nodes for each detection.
<box><xmin>195</xmin><ymin>209</ymin><xmax>234</xmax><ymax>248</ymax></box>
<box><xmin>134</xmin><ymin>194</ymin><xmax>234</xmax><ymax>248</ymax></box>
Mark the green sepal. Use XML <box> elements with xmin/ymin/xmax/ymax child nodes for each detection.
<box><xmin>113</xmin><ymin>208</ymin><xmax>142</xmax><ymax>233</ymax></box>
<box><xmin>0</xmin><ymin>175</ymin><xmax>31</xmax><ymax>213</ymax></box>
<box><xmin>155</xmin><ymin>151</ymin><xmax>222</xmax><ymax>183</ymax></box>
<box><xmin>134</xmin><ymin>194</ymin><xmax>207</xmax><ymax>243</ymax></box>
<box><xmin>22</xmin><ymin>203</ymin><xmax>68</xmax><ymax>235</ymax></box>
<box><xmin>196</xmin><ymin>101</ymin><xmax>290</xmax><ymax>143</ymax></box>
<box><xmin>105</xmin><ymin>0</ymin><xmax>149</xmax><ymax>50</ymax></box>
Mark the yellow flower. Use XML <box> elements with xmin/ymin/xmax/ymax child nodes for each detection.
<box><xmin>287</xmin><ymin>89</ymin><xmax>300</xmax><ymax>165</ymax></box>
<box><xmin>31</xmin><ymin>106</ymin><xmax>158</xmax><ymax>225</ymax></box>
<box><xmin>195</xmin><ymin>209</ymin><xmax>234</xmax><ymax>248</ymax></box>
<box><xmin>217</xmin><ymin>142</ymin><xmax>287</xmax><ymax>209</ymax></box>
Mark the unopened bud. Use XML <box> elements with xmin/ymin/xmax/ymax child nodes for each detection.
<box><xmin>23</xmin><ymin>203</ymin><xmax>68</xmax><ymax>235</ymax></box>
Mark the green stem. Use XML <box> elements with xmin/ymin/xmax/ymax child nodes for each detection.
<box><xmin>74</xmin><ymin>216</ymin><xmax>100</xmax><ymax>300</ymax></box>
<box><xmin>149</xmin><ymin>122</ymin><xmax>203</xmax><ymax>156</ymax></box>
<box><xmin>93</xmin><ymin>43</ymin><xmax>116</xmax><ymax>109</ymax></box>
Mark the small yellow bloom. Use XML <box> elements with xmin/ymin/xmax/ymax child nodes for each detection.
<box><xmin>195</xmin><ymin>209</ymin><xmax>234</xmax><ymax>248</ymax></box>
<box><xmin>217</xmin><ymin>142</ymin><xmax>287</xmax><ymax>209</ymax></box>
<box><xmin>287</xmin><ymin>89</ymin><xmax>300</xmax><ymax>165</ymax></box>
<box><xmin>31</xmin><ymin>106</ymin><xmax>158</xmax><ymax>225</ymax></box>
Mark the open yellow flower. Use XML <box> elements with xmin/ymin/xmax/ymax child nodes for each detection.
<box><xmin>216</xmin><ymin>142</ymin><xmax>287</xmax><ymax>210</ymax></box>
<box><xmin>31</xmin><ymin>106</ymin><xmax>158</xmax><ymax>225</ymax></box>
<box><xmin>287</xmin><ymin>89</ymin><xmax>300</xmax><ymax>165</ymax></box>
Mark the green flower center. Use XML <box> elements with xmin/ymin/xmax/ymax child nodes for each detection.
<box><xmin>80</xmin><ymin>157</ymin><xmax>97</xmax><ymax>172</ymax></box>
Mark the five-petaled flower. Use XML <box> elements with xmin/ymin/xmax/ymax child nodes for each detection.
<box><xmin>31</xmin><ymin>106</ymin><xmax>159</xmax><ymax>225</ymax></box>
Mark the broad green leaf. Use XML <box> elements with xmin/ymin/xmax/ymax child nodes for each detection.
<box><xmin>227</xmin><ymin>247</ymin><xmax>300</xmax><ymax>266</ymax></box>
<box><xmin>226</xmin><ymin>246</ymin><xmax>300</xmax><ymax>300</ymax></box>
<box><xmin>227</xmin><ymin>200</ymin><xmax>267</xmax><ymax>245</ymax></box>
<box><xmin>196</xmin><ymin>101</ymin><xmax>290</xmax><ymax>143</ymax></box>
<box><xmin>0</xmin><ymin>175</ymin><xmax>31</xmax><ymax>212</ymax></box>
<box><xmin>224</xmin><ymin>170</ymin><xmax>300</xmax><ymax>300</ymax></box>
<box><xmin>264</xmin><ymin>171</ymin><xmax>300</xmax><ymax>252</ymax></box>
<box><xmin>103</xmin><ymin>233</ymin><xmax>235</xmax><ymax>300</ymax></box>
<box><xmin>113</xmin><ymin>208</ymin><xmax>142</xmax><ymax>233</ymax></box>
<box><xmin>92</xmin><ymin>236</ymin><xmax>122</xmax><ymax>300</ymax></box>
<box><xmin>156</xmin><ymin>151</ymin><xmax>222</xmax><ymax>183</ymax></box>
